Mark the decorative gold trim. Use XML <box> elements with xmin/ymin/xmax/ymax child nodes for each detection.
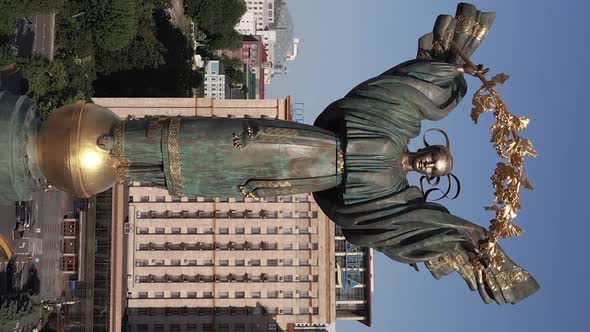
<box><xmin>455</xmin><ymin>15</ymin><xmax>488</xmax><ymax>41</ymax></box>
<box><xmin>168</xmin><ymin>117</ymin><xmax>183</xmax><ymax>196</ymax></box>
<box><xmin>110</xmin><ymin>120</ymin><xmax>129</xmax><ymax>182</ymax></box>
<box><xmin>232</xmin><ymin>120</ymin><xmax>259</xmax><ymax>150</ymax></box>
<box><xmin>337</xmin><ymin>150</ymin><xmax>344</xmax><ymax>174</ymax></box>
<box><xmin>111</xmin><ymin>120</ymin><xmax>126</xmax><ymax>157</ymax></box>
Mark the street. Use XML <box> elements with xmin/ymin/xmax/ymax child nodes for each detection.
<box><xmin>31</xmin><ymin>14</ymin><xmax>56</xmax><ymax>60</ymax></box>
<box><xmin>0</xmin><ymin>190</ymin><xmax>72</xmax><ymax>301</ymax></box>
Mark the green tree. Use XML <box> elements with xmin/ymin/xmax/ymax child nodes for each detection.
<box><xmin>0</xmin><ymin>295</ymin><xmax>38</xmax><ymax>326</ymax></box>
<box><xmin>184</xmin><ymin>0</ymin><xmax>246</xmax><ymax>50</ymax></box>
<box><xmin>95</xmin><ymin>11</ymin><xmax>165</xmax><ymax>75</ymax></box>
<box><xmin>95</xmin><ymin>0</ymin><xmax>139</xmax><ymax>51</ymax></box>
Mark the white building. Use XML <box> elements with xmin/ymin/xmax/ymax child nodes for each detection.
<box><xmin>235</xmin><ymin>11</ymin><xmax>258</xmax><ymax>36</ymax></box>
<box><xmin>244</xmin><ymin>0</ymin><xmax>276</xmax><ymax>30</ymax></box>
<box><xmin>204</xmin><ymin>61</ymin><xmax>226</xmax><ymax>100</ymax></box>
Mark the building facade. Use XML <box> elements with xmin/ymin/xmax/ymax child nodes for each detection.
<box><xmin>243</xmin><ymin>0</ymin><xmax>277</xmax><ymax>31</ymax></box>
<box><xmin>204</xmin><ymin>61</ymin><xmax>227</xmax><ymax>99</ymax></box>
<box><xmin>235</xmin><ymin>11</ymin><xmax>258</xmax><ymax>36</ymax></box>
<box><xmin>220</xmin><ymin>35</ymin><xmax>267</xmax><ymax>99</ymax></box>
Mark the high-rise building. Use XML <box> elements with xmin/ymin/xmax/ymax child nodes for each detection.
<box><xmin>204</xmin><ymin>61</ymin><xmax>227</xmax><ymax>100</ymax></box>
<box><xmin>242</xmin><ymin>0</ymin><xmax>277</xmax><ymax>31</ymax></box>
<box><xmin>235</xmin><ymin>11</ymin><xmax>258</xmax><ymax>36</ymax></box>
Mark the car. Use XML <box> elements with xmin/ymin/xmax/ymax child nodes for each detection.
<box><xmin>15</xmin><ymin>201</ymin><xmax>34</xmax><ymax>228</ymax></box>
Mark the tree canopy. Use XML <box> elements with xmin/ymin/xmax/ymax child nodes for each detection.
<box><xmin>184</xmin><ymin>0</ymin><xmax>246</xmax><ymax>50</ymax></box>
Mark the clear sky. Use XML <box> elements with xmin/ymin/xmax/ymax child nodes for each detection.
<box><xmin>268</xmin><ymin>1</ymin><xmax>588</xmax><ymax>331</ymax></box>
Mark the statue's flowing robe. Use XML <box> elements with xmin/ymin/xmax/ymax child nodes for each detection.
<box><xmin>313</xmin><ymin>59</ymin><xmax>539</xmax><ymax>304</ymax></box>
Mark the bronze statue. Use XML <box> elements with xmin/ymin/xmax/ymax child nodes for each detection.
<box><xmin>16</xmin><ymin>3</ymin><xmax>539</xmax><ymax>304</ymax></box>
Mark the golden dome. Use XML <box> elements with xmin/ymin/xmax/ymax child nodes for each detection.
<box><xmin>37</xmin><ymin>102</ymin><xmax>120</xmax><ymax>198</ymax></box>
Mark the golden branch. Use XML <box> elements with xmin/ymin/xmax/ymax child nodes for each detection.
<box><xmin>451</xmin><ymin>41</ymin><xmax>537</xmax><ymax>269</ymax></box>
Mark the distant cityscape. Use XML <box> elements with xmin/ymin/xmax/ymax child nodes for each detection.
<box><xmin>202</xmin><ymin>0</ymin><xmax>300</xmax><ymax>100</ymax></box>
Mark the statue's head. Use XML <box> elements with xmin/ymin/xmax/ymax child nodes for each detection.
<box><xmin>411</xmin><ymin>145</ymin><xmax>453</xmax><ymax>177</ymax></box>
<box><xmin>412</xmin><ymin>129</ymin><xmax>460</xmax><ymax>200</ymax></box>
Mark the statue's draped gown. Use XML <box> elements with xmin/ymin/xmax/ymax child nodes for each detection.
<box><xmin>112</xmin><ymin>3</ymin><xmax>538</xmax><ymax>304</ymax></box>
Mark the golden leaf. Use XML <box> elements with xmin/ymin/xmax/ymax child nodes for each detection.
<box><xmin>490</xmin><ymin>73</ymin><xmax>510</xmax><ymax>85</ymax></box>
<box><xmin>521</xmin><ymin>177</ymin><xmax>533</xmax><ymax>190</ymax></box>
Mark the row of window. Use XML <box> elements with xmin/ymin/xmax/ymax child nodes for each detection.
<box><xmin>130</xmin><ymin>194</ymin><xmax>309</xmax><ymax>203</ymax></box>
<box><xmin>134</xmin><ymin>289</ymin><xmax>314</xmax><ymax>300</ymax></box>
<box><xmin>136</xmin><ymin>241</ymin><xmax>318</xmax><ymax>251</ymax></box>
<box><xmin>136</xmin><ymin>257</ymin><xmax>315</xmax><ymax>267</ymax></box>
<box><xmin>135</xmin><ymin>210</ymin><xmax>316</xmax><ymax>219</ymax></box>
<box><xmin>134</xmin><ymin>322</ymin><xmax>280</xmax><ymax>332</ymax></box>
<box><xmin>132</xmin><ymin>306</ymin><xmax>317</xmax><ymax>318</ymax></box>
<box><xmin>136</xmin><ymin>226</ymin><xmax>314</xmax><ymax>235</ymax></box>
<box><xmin>134</xmin><ymin>273</ymin><xmax>319</xmax><ymax>284</ymax></box>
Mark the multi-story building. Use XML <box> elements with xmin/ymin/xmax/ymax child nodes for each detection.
<box><xmin>220</xmin><ymin>35</ymin><xmax>268</xmax><ymax>99</ymax></box>
<box><xmin>235</xmin><ymin>11</ymin><xmax>258</xmax><ymax>36</ymax></box>
<box><xmin>204</xmin><ymin>61</ymin><xmax>227</xmax><ymax>99</ymax></box>
<box><xmin>334</xmin><ymin>227</ymin><xmax>373</xmax><ymax>327</ymax></box>
<box><xmin>243</xmin><ymin>0</ymin><xmax>277</xmax><ymax>31</ymax></box>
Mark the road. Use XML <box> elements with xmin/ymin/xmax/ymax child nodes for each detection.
<box><xmin>0</xmin><ymin>190</ymin><xmax>71</xmax><ymax>301</ymax></box>
<box><xmin>31</xmin><ymin>14</ymin><xmax>56</xmax><ymax>60</ymax></box>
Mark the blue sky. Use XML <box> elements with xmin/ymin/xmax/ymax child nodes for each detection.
<box><xmin>268</xmin><ymin>1</ymin><xmax>588</xmax><ymax>331</ymax></box>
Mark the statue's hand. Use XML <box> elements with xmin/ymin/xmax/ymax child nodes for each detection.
<box><xmin>462</xmin><ymin>64</ymin><xmax>490</xmax><ymax>77</ymax></box>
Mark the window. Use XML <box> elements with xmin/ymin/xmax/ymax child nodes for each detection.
<box><xmin>219</xmin><ymin>259</ymin><xmax>229</xmax><ymax>266</ymax></box>
<box><xmin>138</xmin><ymin>292</ymin><xmax>148</xmax><ymax>299</ymax></box>
<box><xmin>300</xmin><ymin>307</ymin><xmax>310</xmax><ymax>315</ymax></box>
<box><xmin>137</xmin><ymin>227</ymin><xmax>149</xmax><ymax>234</ymax></box>
<box><xmin>171</xmin><ymin>292</ymin><xmax>180</xmax><ymax>299</ymax></box>
<box><xmin>299</xmin><ymin>242</ymin><xmax>309</xmax><ymax>250</ymax></box>
<box><xmin>219</xmin><ymin>227</ymin><xmax>229</xmax><ymax>234</ymax></box>
<box><xmin>251</xmin><ymin>227</ymin><xmax>261</xmax><ymax>234</ymax></box>
<box><xmin>283</xmin><ymin>275</ymin><xmax>293</xmax><ymax>282</ymax></box>
<box><xmin>154</xmin><ymin>292</ymin><xmax>164</xmax><ymax>298</ymax></box>
<box><xmin>171</xmin><ymin>259</ymin><xmax>180</xmax><ymax>266</ymax></box>
<box><xmin>283</xmin><ymin>259</ymin><xmax>293</xmax><ymax>266</ymax></box>
<box><xmin>267</xmin><ymin>259</ymin><xmax>278</xmax><ymax>266</ymax></box>
<box><xmin>300</xmin><ymin>227</ymin><xmax>310</xmax><ymax>234</ymax></box>
<box><xmin>186</xmin><ymin>324</ymin><xmax>197</xmax><ymax>331</ymax></box>
<box><xmin>187</xmin><ymin>227</ymin><xmax>197</xmax><ymax>234</ymax></box>
<box><xmin>282</xmin><ymin>243</ymin><xmax>293</xmax><ymax>250</ymax></box>
<box><xmin>153</xmin><ymin>259</ymin><xmax>164</xmax><ymax>266</ymax></box>
<box><xmin>235</xmin><ymin>259</ymin><xmax>245</xmax><ymax>266</ymax></box>
<box><xmin>171</xmin><ymin>227</ymin><xmax>181</xmax><ymax>234</ymax></box>
<box><xmin>170</xmin><ymin>325</ymin><xmax>181</xmax><ymax>332</ymax></box>
<box><xmin>154</xmin><ymin>325</ymin><xmax>165</xmax><ymax>332</ymax></box>
<box><xmin>135</xmin><ymin>259</ymin><xmax>148</xmax><ymax>267</ymax></box>
<box><xmin>187</xmin><ymin>291</ymin><xmax>197</xmax><ymax>298</ymax></box>
<box><xmin>250</xmin><ymin>259</ymin><xmax>261</xmax><ymax>266</ymax></box>
<box><xmin>299</xmin><ymin>259</ymin><xmax>310</xmax><ymax>266</ymax></box>
<box><xmin>204</xmin><ymin>259</ymin><xmax>213</xmax><ymax>266</ymax></box>
<box><xmin>267</xmin><ymin>291</ymin><xmax>278</xmax><ymax>298</ymax></box>
<box><xmin>235</xmin><ymin>227</ymin><xmax>245</xmax><ymax>234</ymax></box>
<box><xmin>137</xmin><ymin>324</ymin><xmax>148</xmax><ymax>331</ymax></box>
<box><xmin>187</xmin><ymin>259</ymin><xmax>197</xmax><ymax>266</ymax></box>
<box><xmin>283</xmin><ymin>307</ymin><xmax>293</xmax><ymax>315</ymax></box>
<box><xmin>219</xmin><ymin>291</ymin><xmax>229</xmax><ymax>299</ymax></box>
<box><xmin>283</xmin><ymin>291</ymin><xmax>293</xmax><ymax>298</ymax></box>
<box><xmin>235</xmin><ymin>291</ymin><xmax>245</xmax><ymax>298</ymax></box>
<box><xmin>203</xmin><ymin>291</ymin><xmax>213</xmax><ymax>298</ymax></box>
<box><xmin>267</xmin><ymin>227</ymin><xmax>278</xmax><ymax>234</ymax></box>
<box><xmin>155</xmin><ymin>227</ymin><xmax>165</xmax><ymax>234</ymax></box>
<box><xmin>251</xmin><ymin>291</ymin><xmax>261</xmax><ymax>298</ymax></box>
<box><xmin>282</xmin><ymin>227</ymin><xmax>293</xmax><ymax>234</ymax></box>
<box><xmin>156</xmin><ymin>196</ymin><xmax>166</xmax><ymax>202</ymax></box>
